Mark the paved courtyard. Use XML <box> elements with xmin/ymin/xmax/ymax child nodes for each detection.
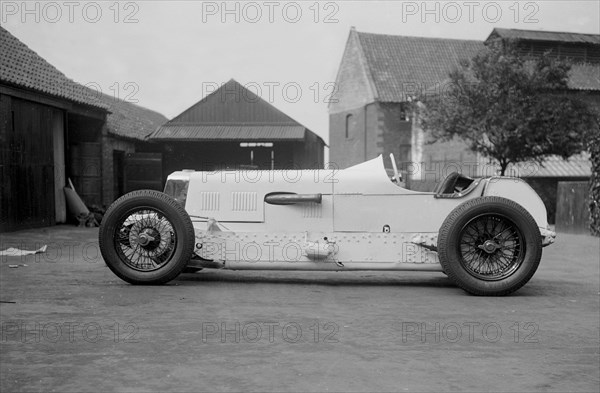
<box><xmin>1</xmin><ymin>226</ymin><xmax>599</xmax><ymax>392</ymax></box>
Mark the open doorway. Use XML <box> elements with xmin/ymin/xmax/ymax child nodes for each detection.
<box><xmin>113</xmin><ymin>150</ymin><xmax>125</xmax><ymax>199</ymax></box>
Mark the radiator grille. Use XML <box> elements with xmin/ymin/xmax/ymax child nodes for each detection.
<box><xmin>232</xmin><ymin>192</ymin><xmax>258</xmax><ymax>211</ymax></box>
<box><xmin>200</xmin><ymin>192</ymin><xmax>220</xmax><ymax>211</ymax></box>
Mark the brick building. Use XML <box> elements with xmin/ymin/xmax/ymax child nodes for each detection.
<box><xmin>329</xmin><ymin>27</ymin><xmax>600</xmax><ymax>187</ymax></box>
<box><xmin>329</xmin><ymin>27</ymin><xmax>482</xmax><ymax>177</ymax></box>
<box><xmin>1</xmin><ymin>27</ymin><xmax>167</xmax><ymax>232</ymax></box>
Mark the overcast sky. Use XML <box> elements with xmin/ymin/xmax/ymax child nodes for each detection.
<box><xmin>3</xmin><ymin>0</ymin><xmax>599</xmax><ymax>143</ymax></box>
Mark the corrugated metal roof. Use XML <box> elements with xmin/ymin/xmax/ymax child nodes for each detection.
<box><xmin>507</xmin><ymin>154</ymin><xmax>591</xmax><ymax>178</ymax></box>
<box><xmin>0</xmin><ymin>26</ymin><xmax>106</xmax><ymax>110</ymax></box>
<box><xmin>568</xmin><ymin>63</ymin><xmax>600</xmax><ymax>91</ymax></box>
<box><xmin>356</xmin><ymin>31</ymin><xmax>484</xmax><ymax>102</ymax></box>
<box><xmin>153</xmin><ymin>79</ymin><xmax>324</xmax><ymax>144</ymax></box>
<box><xmin>149</xmin><ymin>125</ymin><xmax>307</xmax><ymax>141</ymax></box>
<box><xmin>170</xmin><ymin>79</ymin><xmax>299</xmax><ymax>125</ymax></box>
<box><xmin>489</xmin><ymin>28</ymin><xmax>600</xmax><ymax>45</ymax></box>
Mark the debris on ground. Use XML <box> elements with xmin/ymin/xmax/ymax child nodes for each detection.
<box><xmin>76</xmin><ymin>212</ymin><xmax>100</xmax><ymax>227</ymax></box>
<box><xmin>0</xmin><ymin>245</ymin><xmax>47</xmax><ymax>257</ymax></box>
<box><xmin>64</xmin><ymin>179</ymin><xmax>104</xmax><ymax>227</ymax></box>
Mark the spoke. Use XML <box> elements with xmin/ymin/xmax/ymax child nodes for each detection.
<box><xmin>113</xmin><ymin>208</ymin><xmax>177</xmax><ymax>272</ymax></box>
<box><xmin>464</xmin><ymin>226</ymin><xmax>479</xmax><ymax>240</ymax></box>
<box><xmin>496</xmin><ymin>256</ymin><xmax>511</xmax><ymax>270</ymax></box>
<box><xmin>490</xmin><ymin>217</ymin><xmax>502</xmax><ymax>236</ymax></box>
<box><xmin>460</xmin><ymin>214</ymin><xmax>524</xmax><ymax>280</ymax></box>
<box><xmin>485</xmin><ymin>216</ymin><xmax>494</xmax><ymax>237</ymax></box>
<box><xmin>493</xmin><ymin>226</ymin><xmax>512</xmax><ymax>240</ymax></box>
<box><xmin>464</xmin><ymin>253</ymin><xmax>480</xmax><ymax>267</ymax></box>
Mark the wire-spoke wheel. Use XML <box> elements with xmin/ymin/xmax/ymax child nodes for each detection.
<box><xmin>115</xmin><ymin>208</ymin><xmax>177</xmax><ymax>272</ymax></box>
<box><xmin>99</xmin><ymin>190</ymin><xmax>195</xmax><ymax>284</ymax></box>
<box><xmin>459</xmin><ymin>214</ymin><xmax>525</xmax><ymax>281</ymax></box>
<box><xmin>438</xmin><ymin>197</ymin><xmax>542</xmax><ymax>296</ymax></box>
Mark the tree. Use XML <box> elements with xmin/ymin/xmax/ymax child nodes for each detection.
<box><xmin>417</xmin><ymin>40</ymin><xmax>598</xmax><ymax>176</ymax></box>
<box><xmin>589</xmin><ymin>113</ymin><xmax>600</xmax><ymax>236</ymax></box>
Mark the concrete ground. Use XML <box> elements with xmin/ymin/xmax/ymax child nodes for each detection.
<box><xmin>0</xmin><ymin>226</ymin><xmax>598</xmax><ymax>393</ymax></box>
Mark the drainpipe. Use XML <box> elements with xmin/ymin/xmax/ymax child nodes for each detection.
<box><xmin>364</xmin><ymin>102</ymin><xmax>373</xmax><ymax>161</ymax></box>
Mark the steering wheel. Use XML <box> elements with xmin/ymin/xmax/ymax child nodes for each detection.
<box><xmin>389</xmin><ymin>153</ymin><xmax>402</xmax><ymax>184</ymax></box>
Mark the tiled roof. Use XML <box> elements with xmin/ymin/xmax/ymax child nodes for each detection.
<box><xmin>355</xmin><ymin>29</ymin><xmax>600</xmax><ymax>100</ymax></box>
<box><xmin>0</xmin><ymin>26</ymin><xmax>105</xmax><ymax>109</ymax></box>
<box><xmin>1</xmin><ymin>26</ymin><xmax>167</xmax><ymax>141</ymax></box>
<box><xmin>149</xmin><ymin>124</ymin><xmax>307</xmax><ymax>141</ymax></box>
<box><xmin>356</xmin><ymin>31</ymin><xmax>484</xmax><ymax>102</ymax></box>
<box><xmin>568</xmin><ymin>63</ymin><xmax>600</xmax><ymax>91</ymax></box>
<box><xmin>97</xmin><ymin>93</ymin><xmax>168</xmax><ymax>140</ymax></box>
<box><xmin>152</xmin><ymin>79</ymin><xmax>323</xmax><ymax>144</ymax></box>
<box><xmin>507</xmin><ymin>154</ymin><xmax>591</xmax><ymax>178</ymax></box>
<box><xmin>488</xmin><ymin>28</ymin><xmax>600</xmax><ymax>45</ymax></box>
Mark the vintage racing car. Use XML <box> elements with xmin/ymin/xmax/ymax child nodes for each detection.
<box><xmin>99</xmin><ymin>155</ymin><xmax>556</xmax><ymax>296</ymax></box>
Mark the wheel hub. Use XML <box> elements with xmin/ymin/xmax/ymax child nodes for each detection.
<box><xmin>478</xmin><ymin>240</ymin><xmax>501</xmax><ymax>254</ymax></box>
<box><xmin>115</xmin><ymin>209</ymin><xmax>178</xmax><ymax>273</ymax></box>
<box><xmin>137</xmin><ymin>228</ymin><xmax>159</xmax><ymax>249</ymax></box>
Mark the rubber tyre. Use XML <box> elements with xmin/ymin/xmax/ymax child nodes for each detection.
<box><xmin>99</xmin><ymin>190</ymin><xmax>195</xmax><ymax>285</ymax></box>
<box><xmin>438</xmin><ymin>196</ymin><xmax>542</xmax><ymax>296</ymax></box>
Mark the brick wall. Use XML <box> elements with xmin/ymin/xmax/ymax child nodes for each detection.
<box><xmin>330</xmin><ymin>107</ymin><xmax>365</xmax><ymax>169</ymax></box>
<box><xmin>329</xmin><ymin>103</ymin><xmax>381</xmax><ymax>169</ymax></box>
<box><xmin>332</xmin><ymin>100</ymin><xmax>490</xmax><ymax>180</ymax></box>
<box><xmin>329</xmin><ymin>29</ymin><xmax>375</xmax><ymax>115</ymax></box>
<box><xmin>330</xmin><ymin>102</ymin><xmax>415</xmax><ymax>171</ymax></box>
<box><xmin>378</xmin><ymin>103</ymin><xmax>412</xmax><ymax>174</ymax></box>
<box><xmin>420</xmin><ymin>137</ymin><xmax>479</xmax><ymax>180</ymax></box>
<box><xmin>329</xmin><ymin>28</ymin><xmax>377</xmax><ymax>169</ymax></box>
<box><xmin>410</xmin><ymin>114</ymin><xmax>479</xmax><ymax>183</ymax></box>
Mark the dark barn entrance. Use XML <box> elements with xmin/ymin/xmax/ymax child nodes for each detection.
<box><xmin>0</xmin><ymin>93</ymin><xmax>106</xmax><ymax>232</ymax></box>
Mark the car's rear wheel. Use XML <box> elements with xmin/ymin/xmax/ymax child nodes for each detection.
<box><xmin>99</xmin><ymin>190</ymin><xmax>195</xmax><ymax>284</ymax></box>
<box><xmin>438</xmin><ymin>197</ymin><xmax>542</xmax><ymax>296</ymax></box>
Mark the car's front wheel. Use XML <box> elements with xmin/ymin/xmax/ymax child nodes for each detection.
<box><xmin>99</xmin><ymin>190</ymin><xmax>195</xmax><ymax>285</ymax></box>
<box><xmin>437</xmin><ymin>197</ymin><xmax>542</xmax><ymax>296</ymax></box>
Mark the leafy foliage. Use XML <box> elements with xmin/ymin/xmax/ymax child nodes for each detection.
<box><xmin>418</xmin><ymin>40</ymin><xmax>598</xmax><ymax>176</ymax></box>
<box><xmin>589</xmin><ymin>114</ymin><xmax>600</xmax><ymax>237</ymax></box>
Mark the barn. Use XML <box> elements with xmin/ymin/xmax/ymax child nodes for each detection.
<box><xmin>0</xmin><ymin>26</ymin><xmax>167</xmax><ymax>232</ymax></box>
<box><xmin>148</xmin><ymin>79</ymin><xmax>325</xmax><ymax>180</ymax></box>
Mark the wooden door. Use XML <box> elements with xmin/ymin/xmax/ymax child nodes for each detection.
<box><xmin>124</xmin><ymin>152</ymin><xmax>163</xmax><ymax>192</ymax></box>
<box><xmin>0</xmin><ymin>97</ymin><xmax>57</xmax><ymax>231</ymax></box>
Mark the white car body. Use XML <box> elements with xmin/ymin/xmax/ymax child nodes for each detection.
<box><xmin>164</xmin><ymin>155</ymin><xmax>555</xmax><ymax>272</ymax></box>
